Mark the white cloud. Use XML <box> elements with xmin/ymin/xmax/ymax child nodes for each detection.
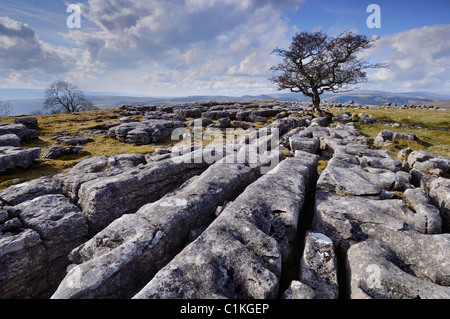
<box><xmin>0</xmin><ymin>16</ymin><xmax>83</xmax><ymax>89</ymax></box>
<box><xmin>1</xmin><ymin>0</ymin><xmax>307</xmax><ymax>95</ymax></box>
<box><xmin>0</xmin><ymin>16</ymin><xmax>75</xmax><ymax>73</ymax></box>
<box><xmin>364</xmin><ymin>24</ymin><xmax>450</xmax><ymax>94</ymax></box>
<box><xmin>60</xmin><ymin>0</ymin><xmax>304</xmax><ymax>95</ymax></box>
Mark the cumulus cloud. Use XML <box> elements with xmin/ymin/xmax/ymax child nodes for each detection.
<box><xmin>75</xmin><ymin>0</ymin><xmax>303</xmax><ymax>61</ymax></box>
<box><xmin>61</xmin><ymin>0</ymin><xmax>304</xmax><ymax>95</ymax></box>
<box><xmin>0</xmin><ymin>16</ymin><xmax>75</xmax><ymax>74</ymax></box>
<box><xmin>364</xmin><ymin>24</ymin><xmax>450</xmax><ymax>94</ymax></box>
<box><xmin>1</xmin><ymin>0</ymin><xmax>307</xmax><ymax>94</ymax></box>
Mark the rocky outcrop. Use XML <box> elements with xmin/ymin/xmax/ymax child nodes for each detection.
<box><xmin>411</xmin><ymin>169</ymin><xmax>450</xmax><ymax>232</ymax></box>
<box><xmin>346</xmin><ymin>239</ymin><xmax>450</xmax><ymax>299</ymax></box>
<box><xmin>0</xmin><ymin>123</ymin><xmax>38</xmax><ymax>141</ymax></box>
<box><xmin>0</xmin><ymin>178</ymin><xmax>88</xmax><ymax>299</ymax></box>
<box><xmin>0</xmin><ymin>121</ymin><xmax>40</xmax><ymax>172</ymax></box>
<box><xmin>53</xmin><ymin>152</ymin><xmax>210</xmax><ymax>233</ymax></box>
<box><xmin>55</xmin><ymin>135</ymin><xmax>91</xmax><ymax>146</ymax></box>
<box><xmin>0</xmin><ymin>134</ymin><xmax>21</xmax><ymax>147</ymax></box>
<box><xmin>282</xmin><ymin>231</ymin><xmax>338</xmax><ymax>299</ymax></box>
<box><xmin>406</xmin><ymin>150</ymin><xmax>450</xmax><ymax>176</ymax></box>
<box><xmin>14</xmin><ymin>117</ymin><xmax>39</xmax><ymax>130</ymax></box>
<box><xmin>374</xmin><ymin>129</ymin><xmax>417</xmax><ymax>147</ymax></box>
<box><xmin>108</xmin><ymin>119</ymin><xmax>184</xmax><ymax>145</ymax></box>
<box><xmin>131</xmin><ymin>152</ymin><xmax>318</xmax><ymax>299</ymax></box>
<box><xmin>289</xmin><ymin>136</ymin><xmax>319</xmax><ymax>154</ymax></box>
<box><xmin>0</xmin><ymin>147</ymin><xmax>41</xmax><ymax>172</ymax></box>
<box><xmin>0</xmin><ymin>101</ymin><xmax>449</xmax><ymax>300</ymax></box>
<box><xmin>52</xmin><ymin>144</ymin><xmax>281</xmax><ymax>299</ymax></box>
<box><xmin>0</xmin><ymin>177</ymin><xmax>63</xmax><ymax>206</ymax></box>
<box><xmin>309</xmin><ymin>142</ymin><xmax>450</xmax><ymax>299</ymax></box>
<box><xmin>43</xmin><ymin>146</ymin><xmax>83</xmax><ymax>159</ymax></box>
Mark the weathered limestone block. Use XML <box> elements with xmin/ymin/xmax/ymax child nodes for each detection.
<box><xmin>312</xmin><ymin>192</ymin><xmax>450</xmax><ymax>295</ymax></box>
<box><xmin>358</xmin><ymin>113</ymin><xmax>376</xmax><ymax>124</ymax></box>
<box><xmin>132</xmin><ymin>154</ymin><xmax>318</xmax><ymax>299</ymax></box>
<box><xmin>0</xmin><ymin>147</ymin><xmax>41</xmax><ymax>172</ymax></box>
<box><xmin>296</xmin><ymin>123</ymin><xmax>367</xmax><ymax>153</ymax></box>
<box><xmin>313</xmin><ymin>192</ymin><xmax>445</xmax><ymax>250</ymax></box>
<box><xmin>0</xmin><ymin>208</ymin><xmax>10</xmax><ymax>224</ymax></box>
<box><xmin>0</xmin><ymin>134</ymin><xmax>21</xmax><ymax>147</ymax></box>
<box><xmin>407</xmin><ymin>150</ymin><xmax>450</xmax><ymax>176</ymax></box>
<box><xmin>403</xmin><ymin>188</ymin><xmax>442</xmax><ymax>234</ymax></box>
<box><xmin>185</xmin><ymin>118</ymin><xmax>213</xmax><ymax>127</ymax></box>
<box><xmin>317</xmin><ymin>159</ymin><xmax>388</xmax><ymax>197</ymax></box>
<box><xmin>74</xmin><ymin>153</ymin><xmax>209</xmax><ymax>233</ymax></box>
<box><xmin>0</xmin><ymin>217</ymin><xmax>22</xmax><ymax>233</ymax></box>
<box><xmin>52</xmin><ymin>156</ymin><xmax>262</xmax><ymax>299</ymax></box>
<box><xmin>281</xmin><ymin>280</ymin><xmax>315</xmax><ymax>299</ymax></box>
<box><xmin>411</xmin><ymin>170</ymin><xmax>450</xmax><ymax>232</ymax></box>
<box><xmin>232</xmin><ymin>120</ymin><xmax>255</xmax><ymax>130</ymax></box>
<box><xmin>55</xmin><ymin>135</ymin><xmax>91</xmax><ymax>146</ymax></box>
<box><xmin>14</xmin><ymin>117</ymin><xmax>38</xmax><ymax>130</ymax></box>
<box><xmin>0</xmin><ymin>178</ymin><xmax>77</xmax><ymax>297</ymax></box>
<box><xmin>236</xmin><ymin>110</ymin><xmax>251</xmax><ymax>121</ymax></box>
<box><xmin>6</xmin><ymin>194</ymin><xmax>89</xmax><ymax>292</ymax></box>
<box><xmin>133</xmin><ymin>214</ymin><xmax>281</xmax><ymax>299</ymax></box>
<box><xmin>374</xmin><ymin>129</ymin><xmax>417</xmax><ymax>147</ymax></box>
<box><xmin>289</xmin><ymin>136</ymin><xmax>320</xmax><ymax>154</ymax></box>
<box><xmin>175</xmin><ymin>108</ymin><xmax>202</xmax><ymax>118</ymax></box>
<box><xmin>203</xmin><ymin>110</ymin><xmax>235</xmax><ymax>120</ymax></box>
<box><xmin>0</xmin><ymin>229</ymin><xmax>48</xmax><ymax>299</ymax></box>
<box><xmin>108</xmin><ymin>119</ymin><xmax>184</xmax><ymax>145</ymax></box>
<box><xmin>53</xmin><ymin>154</ymin><xmax>143</xmax><ymax>202</ymax></box>
<box><xmin>346</xmin><ymin>239</ymin><xmax>450</xmax><ymax>299</ymax></box>
<box><xmin>397</xmin><ymin>147</ymin><xmax>413</xmax><ymax>168</ymax></box>
<box><xmin>43</xmin><ymin>146</ymin><xmax>83</xmax><ymax>159</ymax></box>
<box><xmin>0</xmin><ymin>176</ymin><xmax>62</xmax><ymax>206</ymax></box>
<box><xmin>298</xmin><ymin>231</ymin><xmax>338</xmax><ymax>299</ymax></box>
<box><xmin>251</xmin><ymin>108</ymin><xmax>281</xmax><ymax>118</ymax></box>
<box><xmin>12</xmin><ymin>195</ymin><xmax>88</xmax><ymax>262</ymax></box>
<box><xmin>0</xmin><ymin>123</ymin><xmax>38</xmax><ymax>140</ymax></box>
<box><xmin>316</xmin><ymin>145</ymin><xmax>405</xmax><ymax>198</ymax></box>
<box><xmin>333</xmin><ymin>145</ymin><xmax>401</xmax><ymax>172</ymax></box>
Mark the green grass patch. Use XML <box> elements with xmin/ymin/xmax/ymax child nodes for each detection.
<box><xmin>317</xmin><ymin>160</ymin><xmax>329</xmax><ymax>170</ymax></box>
<box><xmin>356</xmin><ymin>123</ymin><xmax>450</xmax><ymax>158</ymax></box>
<box><xmin>0</xmin><ymin>109</ymin><xmax>157</xmax><ymax>190</ymax></box>
<box><xmin>330</xmin><ymin>108</ymin><xmax>450</xmax><ymax>130</ymax></box>
<box><xmin>329</xmin><ymin>108</ymin><xmax>450</xmax><ymax>158</ymax></box>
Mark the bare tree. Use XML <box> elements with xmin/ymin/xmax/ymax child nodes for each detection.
<box><xmin>44</xmin><ymin>80</ymin><xmax>97</xmax><ymax>113</ymax></box>
<box><xmin>0</xmin><ymin>100</ymin><xmax>13</xmax><ymax>117</ymax></box>
<box><xmin>270</xmin><ymin>30</ymin><xmax>385</xmax><ymax>117</ymax></box>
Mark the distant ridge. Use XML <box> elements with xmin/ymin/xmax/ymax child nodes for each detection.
<box><xmin>2</xmin><ymin>89</ymin><xmax>450</xmax><ymax>115</ymax></box>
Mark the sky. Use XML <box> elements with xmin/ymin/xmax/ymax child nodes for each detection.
<box><xmin>1</xmin><ymin>0</ymin><xmax>450</xmax><ymax>97</ymax></box>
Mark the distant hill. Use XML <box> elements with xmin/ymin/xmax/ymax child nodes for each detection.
<box><xmin>247</xmin><ymin>90</ymin><xmax>450</xmax><ymax>105</ymax></box>
<box><xmin>2</xmin><ymin>89</ymin><xmax>450</xmax><ymax>116</ymax></box>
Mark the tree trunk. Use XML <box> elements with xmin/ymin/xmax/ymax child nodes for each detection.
<box><xmin>311</xmin><ymin>90</ymin><xmax>323</xmax><ymax>117</ymax></box>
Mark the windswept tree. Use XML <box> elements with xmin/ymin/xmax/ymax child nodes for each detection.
<box><xmin>44</xmin><ymin>80</ymin><xmax>97</xmax><ymax>114</ymax></box>
<box><xmin>270</xmin><ymin>30</ymin><xmax>384</xmax><ymax>117</ymax></box>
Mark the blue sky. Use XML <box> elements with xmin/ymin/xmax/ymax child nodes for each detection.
<box><xmin>1</xmin><ymin>0</ymin><xmax>450</xmax><ymax>97</ymax></box>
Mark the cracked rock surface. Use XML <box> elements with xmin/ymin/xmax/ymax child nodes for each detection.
<box><xmin>0</xmin><ymin>101</ymin><xmax>449</xmax><ymax>299</ymax></box>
